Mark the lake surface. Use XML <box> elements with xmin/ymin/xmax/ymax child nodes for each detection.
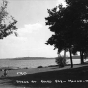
<box><xmin>0</xmin><ymin>59</ymin><xmax>87</xmax><ymax>68</ymax></box>
<box><xmin>0</xmin><ymin>59</ymin><xmax>56</xmax><ymax>68</ymax></box>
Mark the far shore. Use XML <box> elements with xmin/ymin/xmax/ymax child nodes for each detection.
<box><xmin>0</xmin><ymin>57</ymin><xmax>56</xmax><ymax>60</ymax></box>
<box><xmin>0</xmin><ymin>55</ymin><xmax>86</xmax><ymax>60</ymax></box>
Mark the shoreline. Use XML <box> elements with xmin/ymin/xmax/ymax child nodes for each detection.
<box><xmin>0</xmin><ymin>64</ymin><xmax>88</xmax><ymax>87</ymax></box>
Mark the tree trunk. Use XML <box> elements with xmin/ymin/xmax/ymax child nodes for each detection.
<box><xmin>69</xmin><ymin>48</ymin><xmax>73</xmax><ymax>68</ymax></box>
<box><xmin>64</xmin><ymin>49</ymin><xmax>66</xmax><ymax>58</ymax></box>
<box><xmin>80</xmin><ymin>51</ymin><xmax>84</xmax><ymax>64</ymax></box>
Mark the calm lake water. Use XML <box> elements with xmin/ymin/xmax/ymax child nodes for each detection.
<box><xmin>0</xmin><ymin>59</ymin><xmax>56</xmax><ymax>68</ymax></box>
<box><xmin>0</xmin><ymin>59</ymin><xmax>87</xmax><ymax>68</ymax></box>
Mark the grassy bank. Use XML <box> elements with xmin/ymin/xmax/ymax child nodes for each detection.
<box><xmin>1</xmin><ymin>64</ymin><xmax>87</xmax><ymax>88</ymax></box>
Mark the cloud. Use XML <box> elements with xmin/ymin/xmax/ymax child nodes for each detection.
<box><xmin>17</xmin><ymin>23</ymin><xmax>43</xmax><ymax>37</ymax></box>
<box><xmin>0</xmin><ymin>23</ymin><xmax>58</xmax><ymax>58</ymax></box>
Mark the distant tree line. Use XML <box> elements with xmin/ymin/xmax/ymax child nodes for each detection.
<box><xmin>45</xmin><ymin>0</ymin><xmax>88</xmax><ymax>68</ymax></box>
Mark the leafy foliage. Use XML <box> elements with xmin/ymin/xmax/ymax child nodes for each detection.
<box><xmin>55</xmin><ymin>56</ymin><xmax>67</xmax><ymax>67</ymax></box>
<box><xmin>0</xmin><ymin>0</ymin><xmax>17</xmax><ymax>39</ymax></box>
<box><xmin>45</xmin><ymin>0</ymin><xmax>88</xmax><ymax>65</ymax></box>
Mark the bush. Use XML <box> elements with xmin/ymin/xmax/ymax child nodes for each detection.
<box><xmin>37</xmin><ymin>66</ymin><xmax>43</xmax><ymax>68</ymax></box>
<box><xmin>55</xmin><ymin>56</ymin><xmax>67</xmax><ymax>67</ymax></box>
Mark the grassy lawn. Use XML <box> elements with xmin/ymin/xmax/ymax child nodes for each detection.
<box><xmin>1</xmin><ymin>64</ymin><xmax>88</xmax><ymax>88</ymax></box>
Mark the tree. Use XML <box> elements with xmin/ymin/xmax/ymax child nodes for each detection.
<box><xmin>66</xmin><ymin>0</ymin><xmax>88</xmax><ymax>64</ymax></box>
<box><xmin>45</xmin><ymin>5</ymin><xmax>74</xmax><ymax>68</ymax></box>
<box><xmin>45</xmin><ymin>0</ymin><xmax>88</xmax><ymax>67</ymax></box>
<box><xmin>0</xmin><ymin>0</ymin><xmax>17</xmax><ymax>39</ymax></box>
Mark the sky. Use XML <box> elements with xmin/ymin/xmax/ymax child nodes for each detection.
<box><xmin>0</xmin><ymin>0</ymin><xmax>67</xmax><ymax>59</ymax></box>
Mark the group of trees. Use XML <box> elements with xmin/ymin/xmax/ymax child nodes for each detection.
<box><xmin>45</xmin><ymin>0</ymin><xmax>88</xmax><ymax>68</ymax></box>
<box><xmin>0</xmin><ymin>0</ymin><xmax>17</xmax><ymax>39</ymax></box>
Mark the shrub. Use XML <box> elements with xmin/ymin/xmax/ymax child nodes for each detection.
<box><xmin>38</xmin><ymin>66</ymin><xmax>43</xmax><ymax>68</ymax></box>
<box><xmin>55</xmin><ymin>56</ymin><xmax>67</xmax><ymax>67</ymax></box>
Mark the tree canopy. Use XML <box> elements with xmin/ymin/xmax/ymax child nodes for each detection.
<box><xmin>0</xmin><ymin>0</ymin><xmax>17</xmax><ymax>39</ymax></box>
<box><xmin>45</xmin><ymin>0</ymin><xmax>88</xmax><ymax>67</ymax></box>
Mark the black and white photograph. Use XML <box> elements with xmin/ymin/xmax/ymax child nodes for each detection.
<box><xmin>0</xmin><ymin>0</ymin><xmax>88</xmax><ymax>88</ymax></box>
